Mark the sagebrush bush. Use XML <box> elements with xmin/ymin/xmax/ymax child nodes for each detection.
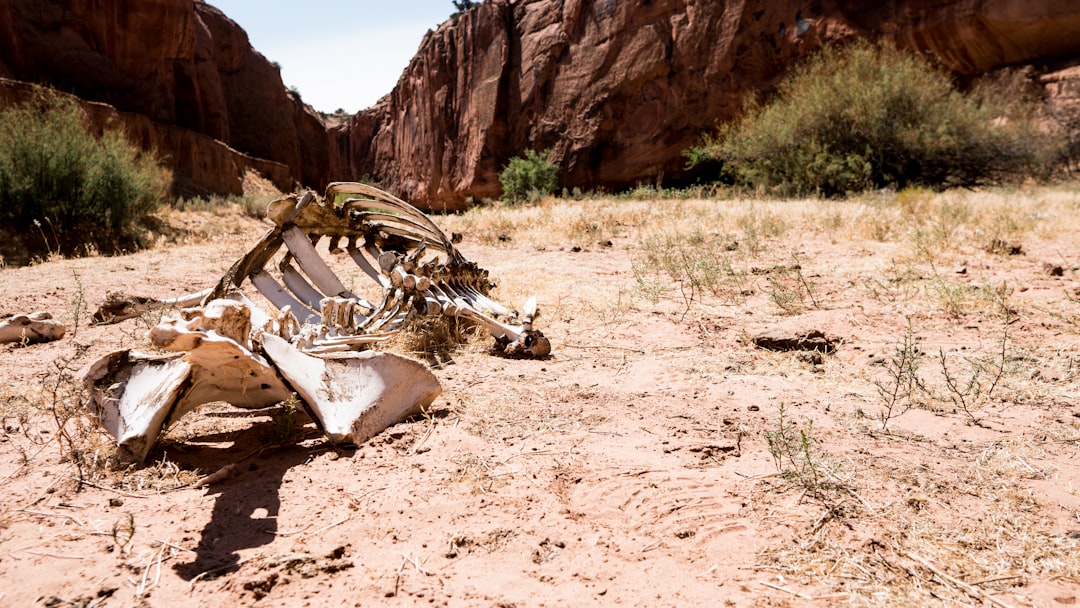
<box><xmin>499</xmin><ymin>149</ymin><xmax>559</xmax><ymax>204</ymax></box>
<box><xmin>688</xmin><ymin>42</ymin><xmax>1057</xmax><ymax>197</ymax></box>
<box><xmin>0</xmin><ymin>94</ymin><xmax>171</xmax><ymax>257</ymax></box>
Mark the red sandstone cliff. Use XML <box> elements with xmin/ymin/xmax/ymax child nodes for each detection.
<box><xmin>333</xmin><ymin>0</ymin><xmax>1080</xmax><ymax>211</ymax></box>
<box><xmin>1</xmin><ymin>1</ymin><xmax>1078</xmax><ymax>209</ymax></box>
<box><xmin>0</xmin><ymin>0</ymin><xmax>328</xmax><ymax>196</ymax></box>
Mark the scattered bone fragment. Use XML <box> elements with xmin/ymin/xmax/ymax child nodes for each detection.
<box><xmin>93</xmin><ymin>289</ymin><xmax>212</xmax><ymax>324</ymax></box>
<box><xmin>0</xmin><ymin>311</ymin><xmax>66</xmax><ymax>344</ymax></box>
<box><xmin>192</xmin><ymin>463</ymin><xmax>237</xmax><ymax>488</ymax></box>
<box><xmin>83</xmin><ymin>350</ymin><xmax>193</xmax><ymax>461</ymax></box>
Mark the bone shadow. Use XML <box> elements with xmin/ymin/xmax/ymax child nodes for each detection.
<box><xmin>167</xmin><ymin>424</ymin><xmax>318</xmax><ymax>581</ymax></box>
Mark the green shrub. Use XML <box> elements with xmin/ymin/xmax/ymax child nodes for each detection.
<box><xmin>0</xmin><ymin>93</ymin><xmax>170</xmax><ymax>257</ymax></box>
<box><xmin>499</xmin><ymin>149</ymin><xmax>559</xmax><ymax>204</ymax></box>
<box><xmin>688</xmin><ymin>42</ymin><xmax>1057</xmax><ymax>197</ymax></box>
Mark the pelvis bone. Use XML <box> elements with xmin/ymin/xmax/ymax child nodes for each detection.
<box><xmin>84</xmin><ymin>183</ymin><xmax>549</xmax><ymax>461</ymax></box>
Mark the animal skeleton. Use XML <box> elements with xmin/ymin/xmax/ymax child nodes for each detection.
<box><xmin>84</xmin><ymin>182</ymin><xmax>549</xmax><ymax>460</ymax></box>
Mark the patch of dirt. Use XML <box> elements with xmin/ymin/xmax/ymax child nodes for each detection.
<box><xmin>1</xmin><ymin>189</ymin><xmax>1079</xmax><ymax>607</ymax></box>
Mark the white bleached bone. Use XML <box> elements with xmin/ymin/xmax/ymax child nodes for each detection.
<box><xmin>83</xmin><ymin>351</ymin><xmax>192</xmax><ymax>462</ymax></box>
<box><xmin>346</xmin><ymin>240</ymin><xmax>391</xmax><ymax>288</ymax></box>
<box><xmin>0</xmin><ymin>311</ymin><xmax>65</xmax><ymax>344</ymax></box>
<box><xmin>262</xmin><ymin>334</ymin><xmax>440</xmax><ymax>444</ymax></box>
<box><xmin>280</xmin><ymin>226</ymin><xmax>350</xmax><ymax>298</ymax></box>
<box><xmin>281</xmin><ymin>259</ymin><xmax>333</xmax><ymax>311</ymax></box>
<box><xmin>83</xmin><ymin>182</ymin><xmax>551</xmax><ymax>461</ymax></box>
<box><xmin>251</xmin><ymin>270</ymin><xmax>320</xmax><ymax>325</ymax></box>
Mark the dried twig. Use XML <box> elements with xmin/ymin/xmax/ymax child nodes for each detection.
<box><xmin>904</xmin><ymin>552</ymin><xmax>1017</xmax><ymax>608</ymax></box>
<box><xmin>399</xmin><ymin>553</ymin><xmax>431</xmax><ymax>576</ymax></box>
<box><xmin>190</xmin><ymin>549</ymin><xmax>268</xmax><ymax>585</ymax></box>
<box><xmin>17</xmin><ymin>508</ymin><xmax>85</xmax><ymax>527</ymax></box>
<box><xmin>23</xmin><ymin>550</ymin><xmax>84</xmax><ymax>560</ymax></box>
<box><xmin>69</xmin><ymin>476</ymin><xmax>148</xmax><ymax>499</ymax></box>
<box><xmin>759</xmin><ymin>580</ymin><xmax>813</xmax><ymax>600</ymax></box>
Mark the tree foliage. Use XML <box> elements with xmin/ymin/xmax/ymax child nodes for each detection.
<box><xmin>688</xmin><ymin>42</ymin><xmax>1058</xmax><ymax>197</ymax></box>
<box><xmin>499</xmin><ymin>149</ymin><xmax>559</xmax><ymax>204</ymax></box>
<box><xmin>0</xmin><ymin>93</ymin><xmax>171</xmax><ymax>257</ymax></box>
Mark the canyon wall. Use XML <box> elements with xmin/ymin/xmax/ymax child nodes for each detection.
<box><xmin>1</xmin><ymin>0</ymin><xmax>1079</xmax><ymax>209</ymax></box>
<box><xmin>334</xmin><ymin>0</ymin><xmax>1080</xmax><ymax>211</ymax></box>
<box><xmin>0</xmin><ymin>0</ymin><xmax>328</xmax><ymax>196</ymax></box>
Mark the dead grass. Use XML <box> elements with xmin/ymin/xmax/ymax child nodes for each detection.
<box><xmin>3</xmin><ymin>182</ymin><xmax>1080</xmax><ymax>605</ymax></box>
<box><xmin>438</xmin><ymin>183</ymin><xmax>1080</xmax><ymax>604</ymax></box>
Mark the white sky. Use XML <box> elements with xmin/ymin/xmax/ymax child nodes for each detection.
<box><xmin>207</xmin><ymin>1</ymin><xmax>456</xmax><ymax>113</ymax></box>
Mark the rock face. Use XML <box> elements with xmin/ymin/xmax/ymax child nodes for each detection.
<box><xmin>1</xmin><ymin>0</ymin><xmax>1078</xmax><ymax>209</ymax></box>
<box><xmin>0</xmin><ymin>77</ymin><xmax>293</xmax><ymax>197</ymax></box>
<box><xmin>0</xmin><ymin>0</ymin><xmax>328</xmax><ymax>196</ymax></box>
<box><xmin>333</xmin><ymin>0</ymin><xmax>1080</xmax><ymax>211</ymax></box>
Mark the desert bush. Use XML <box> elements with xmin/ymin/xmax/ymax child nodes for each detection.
<box><xmin>0</xmin><ymin>94</ymin><xmax>171</xmax><ymax>257</ymax></box>
<box><xmin>499</xmin><ymin>149</ymin><xmax>559</xmax><ymax>204</ymax></box>
<box><xmin>688</xmin><ymin>41</ymin><xmax>1057</xmax><ymax>197</ymax></box>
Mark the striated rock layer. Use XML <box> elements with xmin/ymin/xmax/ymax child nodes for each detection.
<box><xmin>0</xmin><ymin>78</ymin><xmax>292</xmax><ymax>197</ymax></box>
<box><xmin>0</xmin><ymin>0</ymin><xmax>328</xmax><ymax>196</ymax></box>
<box><xmin>333</xmin><ymin>0</ymin><xmax>1080</xmax><ymax>211</ymax></box>
<box><xmin>2</xmin><ymin>0</ymin><xmax>1079</xmax><ymax>209</ymax></box>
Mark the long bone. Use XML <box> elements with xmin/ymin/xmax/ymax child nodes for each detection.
<box><xmin>346</xmin><ymin>238</ymin><xmax>391</xmax><ymax>288</ymax></box>
<box><xmin>250</xmin><ymin>270</ymin><xmax>320</xmax><ymax>325</ymax></box>
<box><xmin>280</xmin><ymin>226</ymin><xmax>351</xmax><ymax>298</ymax></box>
<box><xmin>280</xmin><ymin>258</ymin><xmax>332</xmax><ymax>311</ymax></box>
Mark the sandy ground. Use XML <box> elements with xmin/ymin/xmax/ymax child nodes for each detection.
<box><xmin>1</xmin><ymin>190</ymin><xmax>1079</xmax><ymax>607</ymax></box>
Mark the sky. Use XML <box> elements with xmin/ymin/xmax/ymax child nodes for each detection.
<box><xmin>207</xmin><ymin>1</ymin><xmax>457</xmax><ymax>113</ymax></box>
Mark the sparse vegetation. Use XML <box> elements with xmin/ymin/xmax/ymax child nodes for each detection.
<box><xmin>687</xmin><ymin>41</ymin><xmax>1060</xmax><ymax>197</ymax></box>
<box><xmin>3</xmin><ymin>181</ymin><xmax>1080</xmax><ymax>605</ymax></box>
<box><xmin>873</xmin><ymin>319</ymin><xmax>925</xmax><ymax>429</ymax></box>
<box><xmin>0</xmin><ymin>93</ymin><xmax>171</xmax><ymax>258</ymax></box>
<box><xmin>764</xmin><ymin>404</ymin><xmax>846</xmax><ymax>503</ymax></box>
<box><xmin>499</xmin><ymin>149</ymin><xmax>559</xmax><ymax>204</ymax></box>
<box><xmin>451</xmin><ymin>0</ymin><xmax>478</xmax><ymax>13</ymax></box>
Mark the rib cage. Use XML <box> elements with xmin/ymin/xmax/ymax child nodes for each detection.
<box><xmin>206</xmin><ymin>182</ymin><xmax>550</xmax><ymax>357</ymax></box>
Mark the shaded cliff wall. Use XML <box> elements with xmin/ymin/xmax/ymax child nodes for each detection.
<box><xmin>0</xmin><ymin>77</ymin><xmax>293</xmax><ymax>198</ymax></box>
<box><xmin>0</xmin><ymin>0</ymin><xmax>329</xmax><ymax>194</ymax></box>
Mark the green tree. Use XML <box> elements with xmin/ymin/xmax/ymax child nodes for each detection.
<box><xmin>499</xmin><ymin>149</ymin><xmax>559</xmax><ymax>204</ymax></box>
<box><xmin>688</xmin><ymin>41</ymin><xmax>1056</xmax><ymax>197</ymax></box>
<box><xmin>0</xmin><ymin>92</ymin><xmax>170</xmax><ymax>257</ymax></box>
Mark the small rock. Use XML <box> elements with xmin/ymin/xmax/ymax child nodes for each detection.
<box><xmin>1043</xmin><ymin>262</ymin><xmax>1064</xmax><ymax>277</ymax></box>
<box><xmin>751</xmin><ymin>329</ymin><xmax>836</xmax><ymax>353</ymax></box>
<box><xmin>108</xmin><ymin>498</ymin><xmax>124</xmax><ymax>507</ymax></box>
<box><xmin>985</xmin><ymin>239</ymin><xmax>1023</xmax><ymax>256</ymax></box>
